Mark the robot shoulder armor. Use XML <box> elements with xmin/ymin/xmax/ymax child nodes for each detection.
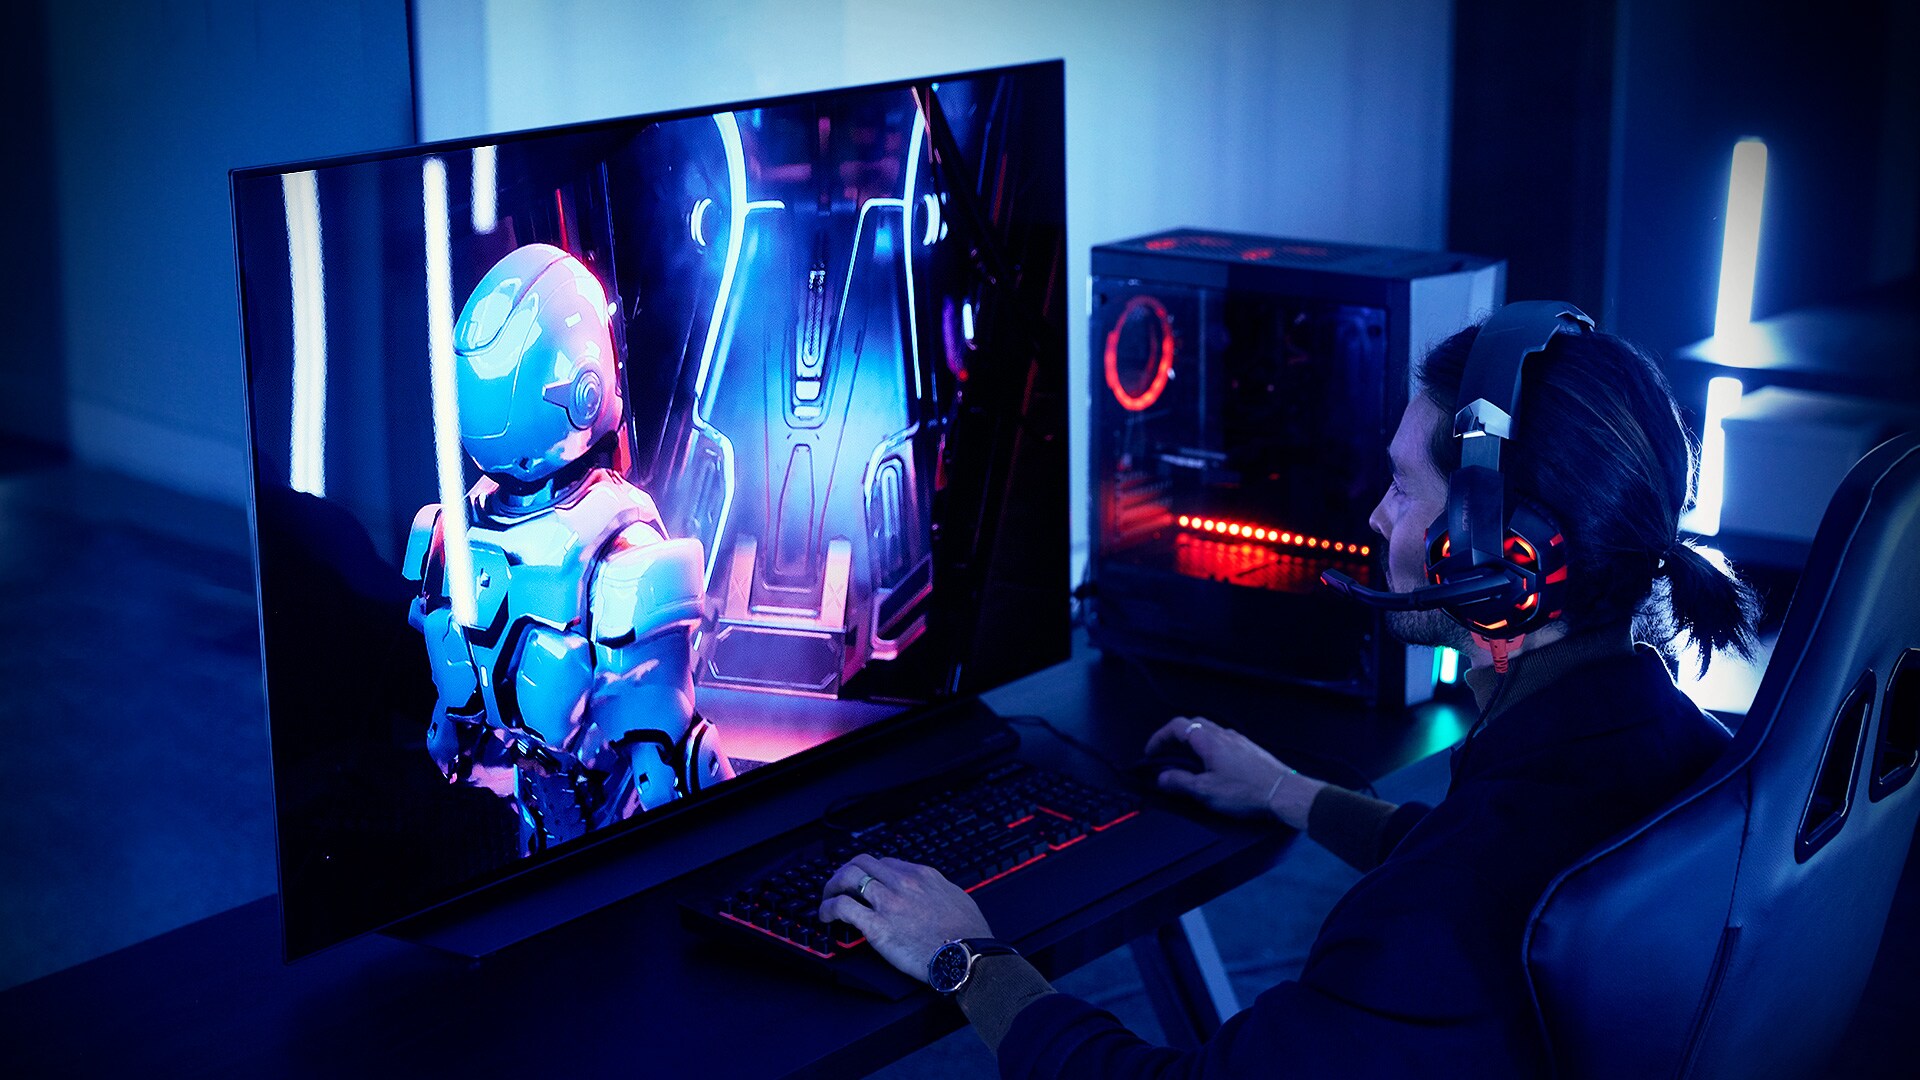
<box><xmin>403</xmin><ymin>504</ymin><xmax>443</xmax><ymax>582</ymax></box>
<box><xmin>590</xmin><ymin>530</ymin><xmax>707</xmax><ymax>646</ymax></box>
<box><xmin>618</xmin><ymin>484</ymin><xmax>662</xmax><ymax>523</ymax></box>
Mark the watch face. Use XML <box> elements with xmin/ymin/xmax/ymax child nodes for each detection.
<box><xmin>928</xmin><ymin>942</ymin><xmax>970</xmax><ymax>993</ymax></box>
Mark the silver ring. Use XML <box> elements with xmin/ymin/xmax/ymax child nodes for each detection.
<box><xmin>857</xmin><ymin>873</ymin><xmax>875</xmax><ymax>900</ymax></box>
<box><xmin>1185</xmin><ymin>721</ymin><xmax>1203</xmax><ymax>737</ymax></box>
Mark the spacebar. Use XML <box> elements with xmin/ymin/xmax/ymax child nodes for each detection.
<box><xmin>967</xmin><ymin>808</ymin><xmax>1221</xmax><ymax>943</ymax></box>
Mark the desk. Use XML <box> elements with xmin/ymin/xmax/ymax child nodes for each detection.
<box><xmin>1</xmin><ymin>637</ymin><xmax>1468</xmax><ymax>1077</ymax></box>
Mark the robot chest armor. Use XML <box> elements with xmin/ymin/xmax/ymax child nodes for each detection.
<box><xmin>455</xmin><ymin>481</ymin><xmax>658</xmax><ymax>747</ymax></box>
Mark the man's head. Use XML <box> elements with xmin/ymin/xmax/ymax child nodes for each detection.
<box><xmin>1370</xmin><ymin>318</ymin><xmax>1759</xmax><ymax>672</ymax></box>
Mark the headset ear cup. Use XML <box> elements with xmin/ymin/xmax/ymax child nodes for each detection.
<box><xmin>1502</xmin><ymin>498</ymin><xmax>1569</xmax><ymax>633</ymax></box>
<box><xmin>1431</xmin><ymin>497</ymin><xmax>1567</xmax><ymax>639</ymax></box>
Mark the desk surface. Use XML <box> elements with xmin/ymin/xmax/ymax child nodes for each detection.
<box><xmin>2</xmin><ymin>638</ymin><xmax>1469</xmax><ymax>1077</ymax></box>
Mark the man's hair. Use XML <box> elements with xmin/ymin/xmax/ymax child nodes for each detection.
<box><xmin>1416</xmin><ymin>322</ymin><xmax>1760</xmax><ymax>674</ymax></box>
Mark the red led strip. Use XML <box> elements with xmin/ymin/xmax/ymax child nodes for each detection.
<box><xmin>1176</xmin><ymin>515</ymin><xmax>1371</xmax><ymax>557</ymax></box>
<box><xmin>964</xmin><ymin>853</ymin><xmax>1051</xmax><ymax>894</ymax></box>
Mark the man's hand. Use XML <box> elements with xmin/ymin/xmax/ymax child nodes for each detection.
<box><xmin>1145</xmin><ymin>715</ymin><xmax>1326</xmax><ymax>829</ymax></box>
<box><xmin>818</xmin><ymin>854</ymin><xmax>993</xmax><ymax>983</ymax></box>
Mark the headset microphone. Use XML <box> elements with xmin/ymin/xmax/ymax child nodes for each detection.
<box><xmin>1318</xmin><ymin>566</ymin><xmax>1524</xmax><ymax>612</ymax></box>
<box><xmin>1319</xmin><ymin>300</ymin><xmax>1592</xmax><ymax>672</ymax></box>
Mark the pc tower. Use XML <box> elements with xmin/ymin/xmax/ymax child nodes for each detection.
<box><xmin>1087</xmin><ymin>229</ymin><xmax>1504</xmax><ymax>710</ymax></box>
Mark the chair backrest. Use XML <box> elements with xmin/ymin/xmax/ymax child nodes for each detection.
<box><xmin>1523</xmin><ymin>432</ymin><xmax>1920</xmax><ymax>1079</ymax></box>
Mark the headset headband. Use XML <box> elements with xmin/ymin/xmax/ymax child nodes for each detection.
<box><xmin>1320</xmin><ymin>300</ymin><xmax>1595</xmax><ymax>660</ymax></box>
<box><xmin>1448</xmin><ymin>301</ymin><xmax>1594</xmax><ymax>573</ymax></box>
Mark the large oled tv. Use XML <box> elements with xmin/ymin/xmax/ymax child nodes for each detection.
<box><xmin>231</xmin><ymin>61</ymin><xmax>1067</xmax><ymax>960</ymax></box>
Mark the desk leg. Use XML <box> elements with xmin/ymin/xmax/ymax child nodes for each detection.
<box><xmin>1129</xmin><ymin>907</ymin><xmax>1242</xmax><ymax>1050</ymax></box>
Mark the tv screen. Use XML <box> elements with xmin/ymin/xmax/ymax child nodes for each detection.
<box><xmin>231</xmin><ymin>61</ymin><xmax>1066</xmax><ymax>959</ymax></box>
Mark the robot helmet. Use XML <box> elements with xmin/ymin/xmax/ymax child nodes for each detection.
<box><xmin>453</xmin><ymin>243</ymin><xmax>625</xmax><ymax>484</ymax></box>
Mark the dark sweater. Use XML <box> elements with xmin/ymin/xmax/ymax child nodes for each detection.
<box><xmin>972</xmin><ymin>629</ymin><xmax>1731</xmax><ymax>1078</ymax></box>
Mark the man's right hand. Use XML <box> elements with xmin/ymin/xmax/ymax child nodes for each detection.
<box><xmin>1145</xmin><ymin>715</ymin><xmax>1326</xmax><ymax>829</ymax></box>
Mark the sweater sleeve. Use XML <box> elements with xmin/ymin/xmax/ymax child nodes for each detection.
<box><xmin>956</xmin><ymin>954</ymin><xmax>1059</xmax><ymax>1054</ymax></box>
<box><xmin>1305</xmin><ymin>786</ymin><xmax>1432</xmax><ymax>873</ymax></box>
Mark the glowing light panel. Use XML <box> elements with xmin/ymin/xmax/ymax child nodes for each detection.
<box><xmin>1715</xmin><ymin>138</ymin><xmax>1768</xmax><ymax>336</ymax></box>
<box><xmin>423</xmin><ymin>157</ymin><xmax>478</xmax><ymax>628</ymax></box>
<box><xmin>1681</xmin><ymin>376</ymin><xmax>1744</xmax><ymax>537</ymax></box>
<box><xmin>283</xmin><ymin>170</ymin><xmax>327</xmax><ymax>497</ymax></box>
<box><xmin>1437</xmin><ymin>647</ymin><xmax>1460</xmax><ymax>684</ymax></box>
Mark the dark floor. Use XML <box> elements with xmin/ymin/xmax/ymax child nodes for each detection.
<box><xmin>3</xmin><ymin>455</ymin><xmax>1915</xmax><ymax>1076</ymax></box>
<box><xmin>0</xmin><ymin>460</ymin><xmax>271</xmax><ymax>989</ymax></box>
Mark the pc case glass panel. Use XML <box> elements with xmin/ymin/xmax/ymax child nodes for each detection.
<box><xmin>1094</xmin><ymin>281</ymin><xmax>1385</xmax><ymax>595</ymax></box>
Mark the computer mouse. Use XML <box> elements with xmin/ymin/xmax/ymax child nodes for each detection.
<box><xmin>1128</xmin><ymin>746</ymin><xmax>1207</xmax><ymax>786</ymax></box>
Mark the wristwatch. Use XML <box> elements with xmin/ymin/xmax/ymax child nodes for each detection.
<box><xmin>927</xmin><ymin>937</ymin><xmax>1018</xmax><ymax>995</ymax></box>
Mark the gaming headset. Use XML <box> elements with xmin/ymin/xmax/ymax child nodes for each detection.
<box><xmin>1320</xmin><ymin>301</ymin><xmax>1595</xmax><ymax>672</ymax></box>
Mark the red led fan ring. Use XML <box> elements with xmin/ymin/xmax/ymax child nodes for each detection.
<box><xmin>1104</xmin><ymin>295</ymin><xmax>1176</xmax><ymax>412</ymax></box>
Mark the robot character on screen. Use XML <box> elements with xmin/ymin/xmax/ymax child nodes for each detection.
<box><xmin>404</xmin><ymin>243</ymin><xmax>735</xmax><ymax>854</ymax></box>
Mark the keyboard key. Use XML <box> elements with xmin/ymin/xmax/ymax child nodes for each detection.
<box><xmin>703</xmin><ymin>765</ymin><xmax>1140</xmax><ymax>967</ymax></box>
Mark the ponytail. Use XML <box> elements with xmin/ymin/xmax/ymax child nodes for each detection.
<box><xmin>1652</xmin><ymin>540</ymin><xmax>1761</xmax><ymax>678</ymax></box>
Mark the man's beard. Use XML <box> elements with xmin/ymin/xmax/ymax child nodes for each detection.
<box><xmin>1385</xmin><ymin>607</ymin><xmax>1474</xmax><ymax>651</ymax></box>
<box><xmin>1380</xmin><ymin>559</ymin><xmax>1475</xmax><ymax>650</ymax></box>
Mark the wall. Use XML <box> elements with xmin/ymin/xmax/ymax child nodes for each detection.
<box><xmin>0</xmin><ymin>2</ymin><xmax>69</xmax><ymax>451</ymax></box>
<box><xmin>41</xmin><ymin>0</ymin><xmax>415</xmax><ymax>506</ymax></box>
<box><xmin>410</xmin><ymin>0</ymin><xmax>1458</xmax><ymax>559</ymax></box>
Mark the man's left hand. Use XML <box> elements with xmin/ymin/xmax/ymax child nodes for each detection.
<box><xmin>819</xmin><ymin>854</ymin><xmax>993</xmax><ymax>983</ymax></box>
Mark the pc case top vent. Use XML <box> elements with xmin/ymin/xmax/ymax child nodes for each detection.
<box><xmin>1129</xmin><ymin>229</ymin><xmax>1357</xmax><ymax>267</ymax></box>
<box><xmin>1109</xmin><ymin>227</ymin><xmax>1492</xmax><ymax>283</ymax></box>
<box><xmin>1086</xmin><ymin>228</ymin><xmax>1504</xmax><ymax>711</ymax></box>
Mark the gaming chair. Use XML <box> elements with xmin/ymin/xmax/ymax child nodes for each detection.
<box><xmin>1523</xmin><ymin>432</ymin><xmax>1920</xmax><ymax>1078</ymax></box>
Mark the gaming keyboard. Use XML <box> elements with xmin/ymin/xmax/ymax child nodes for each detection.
<box><xmin>680</xmin><ymin>760</ymin><xmax>1208</xmax><ymax>997</ymax></box>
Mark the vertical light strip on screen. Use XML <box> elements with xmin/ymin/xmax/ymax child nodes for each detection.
<box><xmin>693</xmin><ymin>112</ymin><xmax>749</xmax><ymax>399</ymax></box>
<box><xmin>1714</xmin><ymin>138</ymin><xmax>1768</xmax><ymax>336</ymax></box>
<box><xmin>900</xmin><ymin>107</ymin><xmax>926</xmax><ymax>403</ymax></box>
<box><xmin>1683</xmin><ymin>375</ymin><xmax>1745</xmax><ymax>537</ymax></box>
<box><xmin>471</xmin><ymin>145</ymin><xmax>498</xmax><ymax>234</ymax></box>
<box><xmin>1438</xmin><ymin>647</ymin><xmax>1461</xmax><ymax>685</ymax></box>
<box><xmin>283</xmin><ymin>171</ymin><xmax>327</xmax><ymax>496</ymax></box>
<box><xmin>423</xmin><ymin>157</ymin><xmax>478</xmax><ymax>628</ymax></box>
<box><xmin>687</xmin><ymin>112</ymin><xmax>749</xmax><ymax>587</ymax></box>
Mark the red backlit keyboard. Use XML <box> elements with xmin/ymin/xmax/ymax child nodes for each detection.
<box><xmin>681</xmin><ymin>763</ymin><xmax>1149</xmax><ymax>990</ymax></box>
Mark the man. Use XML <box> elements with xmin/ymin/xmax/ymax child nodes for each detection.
<box><xmin>815</xmin><ymin>316</ymin><xmax>1760</xmax><ymax>1076</ymax></box>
